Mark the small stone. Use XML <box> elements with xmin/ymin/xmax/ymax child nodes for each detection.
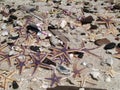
<box><xmin>30</xmin><ymin>46</ymin><xmax>40</xmax><ymax>52</ymax></box>
<box><xmin>74</xmin><ymin>52</ymin><xmax>84</xmax><ymax>58</ymax></box>
<box><xmin>42</xmin><ymin>58</ymin><xmax>56</xmax><ymax>66</ymax></box>
<box><xmin>105</xmin><ymin>76</ymin><xmax>111</xmax><ymax>82</ymax></box>
<box><xmin>50</xmin><ymin>36</ymin><xmax>61</xmax><ymax>46</ymax></box>
<box><xmin>105</xmin><ymin>57</ymin><xmax>113</xmax><ymax>66</ymax></box>
<box><xmin>94</xmin><ymin>38</ymin><xmax>110</xmax><ymax>46</ymax></box>
<box><xmin>90</xmin><ymin>70</ymin><xmax>100</xmax><ymax>80</ymax></box>
<box><xmin>60</xmin><ymin>19</ymin><xmax>67</xmax><ymax>28</ymax></box>
<box><xmin>104</xmin><ymin>42</ymin><xmax>116</xmax><ymax>50</ymax></box>
<box><xmin>12</xmin><ymin>81</ymin><xmax>19</xmax><ymax>89</ymax></box>
<box><xmin>90</xmin><ymin>24</ymin><xmax>98</xmax><ymax>29</ymax></box>
<box><xmin>1</xmin><ymin>30</ymin><xmax>9</xmax><ymax>36</ymax></box>
<box><xmin>81</xmin><ymin>15</ymin><xmax>94</xmax><ymax>24</ymax></box>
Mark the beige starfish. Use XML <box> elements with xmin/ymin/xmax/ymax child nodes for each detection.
<box><xmin>77</xmin><ymin>75</ymin><xmax>97</xmax><ymax>87</ymax></box>
<box><xmin>105</xmin><ymin>24</ymin><xmax>119</xmax><ymax>36</ymax></box>
<box><xmin>104</xmin><ymin>66</ymin><xmax>120</xmax><ymax>78</ymax></box>
<box><xmin>0</xmin><ymin>70</ymin><xmax>16</xmax><ymax>90</ymax></box>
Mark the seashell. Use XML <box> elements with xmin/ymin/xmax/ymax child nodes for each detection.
<box><xmin>56</xmin><ymin>65</ymin><xmax>71</xmax><ymax>75</ymax></box>
<box><xmin>105</xmin><ymin>76</ymin><xmax>111</xmax><ymax>82</ymax></box>
<box><xmin>94</xmin><ymin>38</ymin><xmax>110</xmax><ymax>46</ymax></box>
<box><xmin>1</xmin><ymin>30</ymin><xmax>9</xmax><ymax>36</ymax></box>
<box><xmin>50</xmin><ymin>36</ymin><xmax>61</xmax><ymax>46</ymax></box>
<box><xmin>9</xmin><ymin>50</ymin><xmax>17</xmax><ymax>55</ymax></box>
<box><xmin>1</xmin><ymin>23</ymin><xmax>7</xmax><ymax>30</ymax></box>
<box><xmin>106</xmin><ymin>48</ymin><xmax>117</xmax><ymax>55</ymax></box>
<box><xmin>90</xmin><ymin>70</ymin><xmax>100</xmax><ymax>80</ymax></box>
<box><xmin>105</xmin><ymin>57</ymin><xmax>113</xmax><ymax>66</ymax></box>
<box><xmin>60</xmin><ymin>20</ymin><xmax>67</xmax><ymax>28</ymax></box>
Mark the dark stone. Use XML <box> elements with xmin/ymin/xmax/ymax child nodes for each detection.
<box><xmin>90</xmin><ymin>24</ymin><xmax>98</xmax><ymax>29</ymax></box>
<box><xmin>9</xmin><ymin>8</ymin><xmax>16</xmax><ymax>14</ymax></box>
<box><xmin>9</xmin><ymin>15</ymin><xmax>17</xmax><ymax>20</ymax></box>
<box><xmin>74</xmin><ymin>52</ymin><xmax>84</xmax><ymax>58</ymax></box>
<box><xmin>1</xmin><ymin>39</ymin><xmax>7</xmax><ymax>44</ymax></box>
<box><xmin>7</xmin><ymin>42</ymin><xmax>14</xmax><ymax>46</ymax></box>
<box><xmin>42</xmin><ymin>58</ymin><xmax>56</xmax><ymax>66</ymax></box>
<box><xmin>113</xmin><ymin>4</ymin><xmax>120</xmax><ymax>10</ymax></box>
<box><xmin>48</xmin><ymin>24</ymin><xmax>58</xmax><ymax>30</ymax></box>
<box><xmin>104</xmin><ymin>42</ymin><xmax>116</xmax><ymax>50</ymax></box>
<box><xmin>81</xmin><ymin>33</ymin><xmax>86</xmax><ymax>35</ymax></box>
<box><xmin>8</xmin><ymin>35</ymin><xmax>19</xmax><ymax>40</ymax></box>
<box><xmin>12</xmin><ymin>81</ymin><xmax>19</xmax><ymax>89</ymax></box>
<box><xmin>26</xmin><ymin>24</ymin><xmax>39</xmax><ymax>34</ymax></box>
<box><xmin>117</xmin><ymin>43</ymin><xmax>120</xmax><ymax>48</ymax></box>
<box><xmin>30</xmin><ymin>46</ymin><xmax>40</xmax><ymax>52</ymax></box>
<box><xmin>81</xmin><ymin>16</ymin><xmax>94</xmax><ymax>24</ymax></box>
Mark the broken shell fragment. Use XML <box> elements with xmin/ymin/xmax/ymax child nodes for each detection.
<box><xmin>105</xmin><ymin>76</ymin><xmax>111</xmax><ymax>82</ymax></box>
<box><xmin>56</xmin><ymin>65</ymin><xmax>71</xmax><ymax>75</ymax></box>
<box><xmin>105</xmin><ymin>57</ymin><xmax>113</xmax><ymax>66</ymax></box>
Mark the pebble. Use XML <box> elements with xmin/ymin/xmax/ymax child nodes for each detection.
<box><xmin>12</xmin><ymin>81</ymin><xmax>19</xmax><ymax>89</ymax></box>
<box><xmin>105</xmin><ymin>57</ymin><xmax>113</xmax><ymax>66</ymax></box>
<box><xmin>80</xmin><ymin>15</ymin><xmax>94</xmax><ymax>24</ymax></box>
<box><xmin>42</xmin><ymin>58</ymin><xmax>56</xmax><ymax>66</ymax></box>
<box><xmin>105</xmin><ymin>76</ymin><xmax>111</xmax><ymax>82</ymax></box>
<box><xmin>1</xmin><ymin>30</ymin><xmax>9</xmax><ymax>36</ymax></box>
<box><xmin>56</xmin><ymin>65</ymin><xmax>71</xmax><ymax>75</ymax></box>
<box><xmin>90</xmin><ymin>70</ymin><xmax>100</xmax><ymax>80</ymax></box>
<box><xmin>60</xmin><ymin>19</ymin><xmax>67</xmax><ymax>28</ymax></box>
<box><xmin>104</xmin><ymin>42</ymin><xmax>116</xmax><ymax>50</ymax></box>
<box><xmin>49</xmin><ymin>36</ymin><xmax>61</xmax><ymax>46</ymax></box>
<box><xmin>94</xmin><ymin>38</ymin><xmax>110</xmax><ymax>46</ymax></box>
<box><xmin>30</xmin><ymin>46</ymin><xmax>40</xmax><ymax>52</ymax></box>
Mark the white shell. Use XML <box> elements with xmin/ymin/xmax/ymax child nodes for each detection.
<box><xmin>60</xmin><ymin>20</ymin><xmax>67</xmax><ymax>28</ymax></box>
<box><xmin>105</xmin><ymin>76</ymin><xmax>111</xmax><ymax>82</ymax></box>
<box><xmin>1</xmin><ymin>23</ymin><xmax>7</xmax><ymax>30</ymax></box>
<box><xmin>1</xmin><ymin>30</ymin><xmax>9</xmax><ymax>36</ymax></box>
<box><xmin>9</xmin><ymin>50</ymin><xmax>16</xmax><ymax>55</ymax></box>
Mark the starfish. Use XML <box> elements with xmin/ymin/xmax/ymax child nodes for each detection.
<box><xmin>50</xmin><ymin>43</ymin><xmax>82</xmax><ymax>64</ymax></box>
<box><xmin>30</xmin><ymin>53</ymin><xmax>52</xmax><ymax>75</ymax></box>
<box><xmin>77</xmin><ymin>75</ymin><xmax>97</xmax><ymax>87</ymax></box>
<box><xmin>45</xmin><ymin>72</ymin><xmax>62</xmax><ymax>87</ymax></box>
<box><xmin>105</xmin><ymin>24</ymin><xmax>119</xmax><ymax>36</ymax></box>
<box><xmin>0</xmin><ymin>51</ymin><xmax>17</xmax><ymax>66</ymax></box>
<box><xmin>72</xmin><ymin>63</ymin><xmax>86</xmax><ymax>78</ymax></box>
<box><xmin>0</xmin><ymin>70</ymin><xmax>16</xmax><ymax>90</ymax></box>
<box><xmin>103</xmin><ymin>66</ymin><xmax>120</xmax><ymax>78</ymax></box>
<box><xmin>96</xmin><ymin>13</ymin><xmax>115</xmax><ymax>28</ymax></box>
<box><xmin>15</xmin><ymin>58</ymin><xmax>26</xmax><ymax>75</ymax></box>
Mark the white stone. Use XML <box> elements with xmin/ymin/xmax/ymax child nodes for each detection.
<box><xmin>60</xmin><ymin>19</ymin><xmax>67</xmax><ymax>28</ymax></box>
<box><xmin>105</xmin><ymin>76</ymin><xmax>111</xmax><ymax>82</ymax></box>
<box><xmin>90</xmin><ymin>71</ymin><xmax>100</xmax><ymax>80</ymax></box>
<box><xmin>1</xmin><ymin>30</ymin><xmax>9</xmax><ymax>36</ymax></box>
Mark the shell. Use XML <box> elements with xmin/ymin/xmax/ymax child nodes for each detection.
<box><xmin>1</xmin><ymin>30</ymin><xmax>9</xmax><ymax>36</ymax></box>
<box><xmin>90</xmin><ymin>70</ymin><xmax>100</xmax><ymax>80</ymax></box>
<box><xmin>105</xmin><ymin>57</ymin><xmax>114</xmax><ymax>66</ymax></box>
<box><xmin>105</xmin><ymin>76</ymin><xmax>111</xmax><ymax>82</ymax></box>
<box><xmin>56</xmin><ymin>65</ymin><xmax>71</xmax><ymax>75</ymax></box>
<box><xmin>60</xmin><ymin>20</ymin><xmax>67</xmax><ymax>28</ymax></box>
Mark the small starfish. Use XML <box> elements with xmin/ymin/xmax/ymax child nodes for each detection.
<box><xmin>30</xmin><ymin>53</ymin><xmax>52</xmax><ymax>75</ymax></box>
<box><xmin>77</xmin><ymin>75</ymin><xmax>97</xmax><ymax>87</ymax></box>
<box><xmin>0</xmin><ymin>51</ymin><xmax>17</xmax><ymax>66</ymax></box>
<box><xmin>0</xmin><ymin>70</ymin><xmax>16</xmax><ymax>90</ymax></box>
<box><xmin>103</xmin><ymin>66</ymin><xmax>120</xmax><ymax>78</ymax></box>
<box><xmin>50</xmin><ymin>43</ymin><xmax>83</xmax><ymax>64</ymax></box>
<box><xmin>45</xmin><ymin>72</ymin><xmax>62</xmax><ymax>87</ymax></box>
<box><xmin>96</xmin><ymin>13</ymin><xmax>115</xmax><ymax>28</ymax></box>
<box><xmin>15</xmin><ymin>58</ymin><xmax>26</xmax><ymax>75</ymax></box>
<box><xmin>72</xmin><ymin>63</ymin><xmax>86</xmax><ymax>78</ymax></box>
<box><xmin>105</xmin><ymin>24</ymin><xmax>119</xmax><ymax>36</ymax></box>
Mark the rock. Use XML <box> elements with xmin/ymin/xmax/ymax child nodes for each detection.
<box><xmin>94</xmin><ymin>38</ymin><xmax>110</xmax><ymax>46</ymax></box>
<box><xmin>105</xmin><ymin>57</ymin><xmax>113</xmax><ymax>66</ymax></box>
<box><xmin>12</xmin><ymin>81</ymin><xmax>19</xmax><ymax>89</ymax></box>
<box><xmin>105</xmin><ymin>76</ymin><xmax>111</xmax><ymax>82</ymax></box>
<box><xmin>56</xmin><ymin>65</ymin><xmax>71</xmax><ymax>75</ymax></box>
<box><xmin>49</xmin><ymin>36</ymin><xmax>61</xmax><ymax>46</ymax></box>
<box><xmin>80</xmin><ymin>15</ymin><xmax>94</xmax><ymax>24</ymax></box>
<box><xmin>60</xmin><ymin>19</ymin><xmax>67</xmax><ymax>28</ymax></box>
<box><xmin>90</xmin><ymin>24</ymin><xmax>98</xmax><ymax>29</ymax></box>
<box><xmin>90</xmin><ymin>70</ymin><xmax>100</xmax><ymax>80</ymax></box>
<box><xmin>1</xmin><ymin>30</ymin><xmax>9</xmax><ymax>36</ymax></box>
<box><xmin>30</xmin><ymin>46</ymin><xmax>40</xmax><ymax>52</ymax></box>
<box><xmin>42</xmin><ymin>58</ymin><xmax>56</xmax><ymax>66</ymax></box>
<box><xmin>74</xmin><ymin>52</ymin><xmax>84</xmax><ymax>58</ymax></box>
<box><xmin>104</xmin><ymin>42</ymin><xmax>116</xmax><ymax>50</ymax></box>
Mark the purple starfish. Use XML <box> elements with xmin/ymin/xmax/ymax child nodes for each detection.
<box><xmin>30</xmin><ymin>53</ymin><xmax>52</xmax><ymax>75</ymax></box>
<box><xmin>45</xmin><ymin>72</ymin><xmax>62</xmax><ymax>87</ymax></box>
<box><xmin>16</xmin><ymin>58</ymin><xmax>26</xmax><ymax>75</ymax></box>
